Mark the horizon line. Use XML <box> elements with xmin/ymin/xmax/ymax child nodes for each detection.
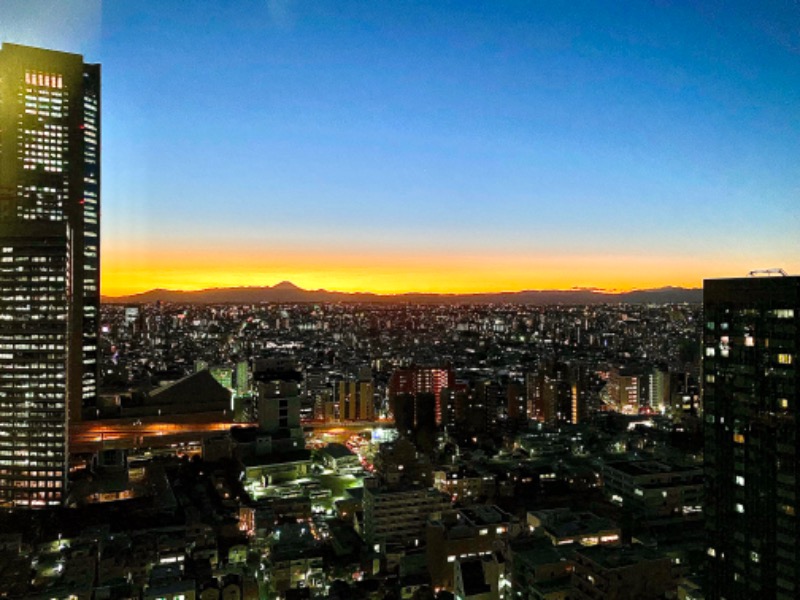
<box><xmin>101</xmin><ymin>281</ymin><xmax>702</xmax><ymax>299</ymax></box>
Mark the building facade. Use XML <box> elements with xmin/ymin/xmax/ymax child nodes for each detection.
<box><xmin>389</xmin><ymin>365</ymin><xmax>454</xmax><ymax>425</ymax></box>
<box><xmin>362</xmin><ymin>484</ymin><xmax>450</xmax><ymax>548</ymax></box>
<box><xmin>0</xmin><ymin>44</ymin><xmax>100</xmax><ymax>508</ymax></box>
<box><xmin>704</xmin><ymin>276</ymin><xmax>800</xmax><ymax>599</ymax></box>
<box><xmin>427</xmin><ymin>505</ymin><xmax>519</xmax><ymax>591</ymax></box>
<box><xmin>571</xmin><ymin>545</ymin><xmax>677</xmax><ymax>600</ymax></box>
<box><xmin>607</xmin><ymin>366</ymin><xmax>642</xmax><ymax>414</ymax></box>
<box><xmin>602</xmin><ymin>460</ymin><xmax>703</xmax><ymax>522</ymax></box>
<box><xmin>337</xmin><ymin>379</ymin><xmax>374</xmax><ymax>421</ymax></box>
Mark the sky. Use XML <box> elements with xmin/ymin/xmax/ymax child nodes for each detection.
<box><xmin>1</xmin><ymin>1</ymin><xmax>799</xmax><ymax>295</ymax></box>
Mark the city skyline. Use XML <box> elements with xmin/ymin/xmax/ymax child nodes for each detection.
<box><xmin>2</xmin><ymin>6</ymin><xmax>799</xmax><ymax>596</ymax></box>
<box><xmin>2</xmin><ymin>1</ymin><xmax>798</xmax><ymax>296</ymax></box>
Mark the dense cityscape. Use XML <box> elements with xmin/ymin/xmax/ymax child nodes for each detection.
<box><xmin>0</xmin><ymin>5</ymin><xmax>798</xmax><ymax>599</ymax></box>
<box><xmin>8</xmin><ymin>296</ymin><xmax>712</xmax><ymax>599</ymax></box>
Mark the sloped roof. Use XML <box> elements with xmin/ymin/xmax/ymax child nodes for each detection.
<box><xmin>149</xmin><ymin>369</ymin><xmax>231</xmax><ymax>406</ymax></box>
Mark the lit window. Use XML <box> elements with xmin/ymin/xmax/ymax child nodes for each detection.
<box><xmin>733</xmin><ymin>433</ymin><xmax>745</xmax><ymax>444</ymax></box>
<box><xmin>735</xmin><ymin>503</ymin><xmax>745</xmax><ymax>514</ymax></box>
<box><xmin>778</xmin><ymin>354</ymin><xmax>793</xmax><ymax>365</ymax></box>
<box><xmin>735</xmin><ymin>476</ymin><xmax>745</xmax><ymax>486</ymax></box>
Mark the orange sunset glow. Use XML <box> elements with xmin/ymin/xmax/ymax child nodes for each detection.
<box><xmin>100</xmin><ymin>243</ymin><xmax>756</xmax><ymax>297</ymax></box>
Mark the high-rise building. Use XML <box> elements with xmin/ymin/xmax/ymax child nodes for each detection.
<box><xmin>363</xmin><ymin>484</ymin><xmax>450</xmax><ymax>548</ymax></box>
<box><xmin>527</xmin><ymin>360</ymin><xmax>589</xmax><ymax>424</ymax></box>
<box><xmin>257</xmin><ymin>380</ymin><xmax>301</xmax><ymax>434</ymax></box>
<box><xmin>234</xmin><ymin>360</ymin><xmax>249</xmax><ymax>396</ymax></box>
<box><xmin>644</xmin><ymin>366</ymin><xmax>670</xmax><ymax>413</ymax></box>
<box><xmin>607</xmin><ymin>366</ymin><xmax>642</xmax><ymax>414</ymax></box>
<box><xmin>388</xmin><ymin>365</ymin><xmax>454</xmax><ymax>425</ymax></box>
<box><xmin>337</xmin><ymin>379</ymin><xmax>374</xmax><ymax>421</ymax></box>
<box><xmin>440</xmin><ymin>383</ymin><xmax>469</xmax><ymax>430</ymax></box>
<box><xmin>0</xmin><ymin>44</ymin><xmax>100</xmax><ymax>508</ymax></box>
<box><xmin>506</xmin><ymin>381</ymin><xmax>526</xmax><ymax>423</ymax></box>
<box><xmin>703</xmin><ymin>275</ymin><xmax>799</xmax><ymax>599</ymax></box>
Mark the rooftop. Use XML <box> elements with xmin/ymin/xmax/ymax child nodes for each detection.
<box><xmin>604</xmin><ymin>460</ymin><xmax>701</xmax><ymax>477</ymax></box>
<box><xmin>575</xmin><ymin>545</ymin><xmax>668</xmax><ymax>570</ymax></box>
<box><xmin>321</xmin><ymin>443</ymin><xmax>357</xmax><ymax>459</ymax></box>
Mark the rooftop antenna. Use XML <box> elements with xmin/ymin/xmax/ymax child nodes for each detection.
<box><xmin>748</xmin><ymin>268</ymin><xmax>788</xmax><ymax>277</ymax></box>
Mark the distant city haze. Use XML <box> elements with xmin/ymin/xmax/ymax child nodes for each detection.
<box><xmin>2</xmin><ymin>1</ymin><xmax>797</xmax><ymax>295</ymax></box>
<box><xmin>102</xmin><ymin>281</ymin><xmax>703</xmax><ymax>304</ymax></box>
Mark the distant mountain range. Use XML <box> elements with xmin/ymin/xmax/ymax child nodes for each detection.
<box><xmin>102</xmin><ymin>281</ymin><xmax>702</xmax><ymax>305</ymax></box>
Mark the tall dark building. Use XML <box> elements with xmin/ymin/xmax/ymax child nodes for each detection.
<box><xmin>0</xmin><ymin>44</ymin><xmax>100</xmax><ymax>508</ymax></box>
<box><xmin>703</xmin><ymin>276</ymin><xmax>799</xmax><ymax>599</ymax></box>
<box><xmin>388</xmin><ymin>365</ymin><xmax>454</xmax><ymax>425</ymax></box>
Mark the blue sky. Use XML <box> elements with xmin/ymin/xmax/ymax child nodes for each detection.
<box><xmin>2</xmin><ymin>1</ymin><xmax>799</xmax><ymax>293</ymax></box>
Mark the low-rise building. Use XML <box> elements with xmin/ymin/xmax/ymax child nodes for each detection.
<box><xmin>454</xmin><ymin>553</ymin><xmax>510</xmax><ymax>600</ymax></box>
<box><xmin>509</xmin><ymin>536</ymin><xmax>573</xmax><ymax>600</ymax></box>
<box><xmin>602</xmin><ymin>460</ymin><xmax>703</xmax><ymax>521</ymax></box>
<box><xmin>527</xmin><ymin>509</ymin><xmax>620</xmax><ymax>547</ymax></box>
<box><xmin>242</xmin><ymin>449</ymin><xmax>311</xmax><ymax>486</ymax></box>
<box><xmin>427</xmin><ymin>505</ymin><xmax>520</xmax><ymax>590</ymax></box>
<box><xmin>143</xmin><ymin>564</ymin><xmax>196</xmax><ymax>600</ymax></box>
<box><xmin>433</xmin><ymin>467</ymin><xmax>495</xmax><ymax>501</ymax></box>
<box><xmin>571</xmin><ymin>545</ymin><xmax>677</xmax><ymax>600</ymax></box>
<box><xmin>267</xmin><ymin>524</ymin><xmax>324</xmax><ymax>595</ymax></box>
<box><xmin>319</xmin><ymin>443</ymin><xmax>361</xmax><ymax>472</ymax></box>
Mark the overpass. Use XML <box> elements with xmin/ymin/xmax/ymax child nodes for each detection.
<box><xmin>71</xmin><ymin>417</ymin><xmax>396</xmax><ymax>453</ymax></box>
<box><xmin>70</xmin><ymin>415</ymin><xmax>243</xmax><ymax>453</ymax></box>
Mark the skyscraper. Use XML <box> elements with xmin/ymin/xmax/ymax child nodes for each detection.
<box><xmin>703</xmin><ymin>275</ymin><xmax>799</xmax><ymax>599</ymax></box>
<box><xmin>0</xmin><ymin>44</ymin><xmax>100</xmax><ymax>508</ymax></box>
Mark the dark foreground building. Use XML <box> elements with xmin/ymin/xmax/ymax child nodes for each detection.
<box><xmin>704</xmin><ymin>275</ymin><xmax>799</xmax><ymax>599</ymax></box>
<box><xmin>0</xmin><ymin>44</ymin><xmax>100</xmax><ymax>507</ymax></box>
